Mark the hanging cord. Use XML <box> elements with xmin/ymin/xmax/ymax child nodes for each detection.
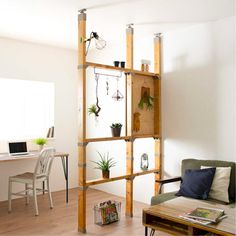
<box><xmin>94</xmin><ymin>73</ymin><xmax>101</xmax><ymax>116</ymax></box>
<box><xmin>85</xmin><ymin>32</ymin><xmax>93</xmax><ymax>56</ymax></box>
<box><xmin>106</xmin><ymin>77</ymin><xmax>109</xmax><ymax>95</ymax></box>
<box><xmin>116</xmin><ymin>77</ymin><xmax>119</xmax><ymax>93</ymax></box>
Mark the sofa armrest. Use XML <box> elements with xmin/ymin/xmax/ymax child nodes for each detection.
<box><xmin>156</xmin><ymin>176</ymin><xmax>182</xmax><ymax>184</ymax></box>
<box><xmin>156</xmin><ymin>176</ymin><xmax>182</xmax><ymax>194</ymax></box>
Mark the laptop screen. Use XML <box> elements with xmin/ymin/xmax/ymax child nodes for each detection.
<box><xmin>9</xmin><ymin>142</ymin><xmax>27</xmax><ymax>154</ymax></box>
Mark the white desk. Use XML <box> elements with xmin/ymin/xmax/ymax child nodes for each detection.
<box><xmin>0</xmin><ymin>151</ymin><xmax>69</xmax><ymax>203</ymax></box>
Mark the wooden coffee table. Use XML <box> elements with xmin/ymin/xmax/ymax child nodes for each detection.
<box><xmin>143</xmin><ymin>197</ymin><xmax>236</xmax><ymax>236</ymax></box>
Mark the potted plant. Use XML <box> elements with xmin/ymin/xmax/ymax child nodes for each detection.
<box><xmin>35</xmin><ymin>138</ymin><xmax>47</xmax><ymax>151</ymax></box>
<box><xmin>110</xmin><ymin>123</ymin><xmax>122</xmax><ymax>137</ymax></box>
<box><xmin>92</xmin><ymin>152</ymin><xmax>116</xmax><ymax>179</ymax></box>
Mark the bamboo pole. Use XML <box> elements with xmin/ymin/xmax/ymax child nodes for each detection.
<box><xmin>78</xmin><ymin>10</ymin><xmax>87</xmax><ymax>233</ymax></box>
<box><xmin>154</xmin><ymin>34</ymin><xmax>162</xmax><ymax>195</ymax></box>
<box><xmin>126</xmin><ymin>26</ymin><xmax>134</xmax><ymax>217</ymax></box>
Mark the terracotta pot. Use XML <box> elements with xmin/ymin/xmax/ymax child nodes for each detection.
<box><xmin>102</xmin><ymin>170</ymin><xmax>110</xmax><ymax>179</ymax></box>
<box><xmin>111</xmin><ymin>127</ymin><xmax>121</xmax><ymax>137</ymax></box>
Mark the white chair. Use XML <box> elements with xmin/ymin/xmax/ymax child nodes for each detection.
<box><xmin>8</xmin><ymin>147</ymin><xmax>55</xmax><ymax>216</ymax></box>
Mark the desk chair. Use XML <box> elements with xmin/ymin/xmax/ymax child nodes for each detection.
<box><xmin>8</xmin><ymin>147</ymin><xmax>55</xmax><ymax>216</ymax></box>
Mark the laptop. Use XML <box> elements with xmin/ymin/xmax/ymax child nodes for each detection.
<box><xmin>8</xmin><ymin>142</ymin><xmax>29</xmax><ymax>156</ymax></box>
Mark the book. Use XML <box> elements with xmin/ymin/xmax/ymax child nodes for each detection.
<box><xmin>185</xmin><ymin>207</ymin><xmax>225</xmax><ymax>223</ymax></box>
<box><xmin>180</xmin><ymin>214</ymin><xmax>227</xmax><ymax>225</ymax></box>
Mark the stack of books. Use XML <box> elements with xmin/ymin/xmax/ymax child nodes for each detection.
<box><xmin>180</xmin><ymin>207</ymin><xmax>227</xmax><ymax>225</ymax></box>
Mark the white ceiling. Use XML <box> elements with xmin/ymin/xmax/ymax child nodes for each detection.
<box><xmin>0</xmin><ymin>0</ymin><xmax>235</xmax><ymax>49</ymax></box>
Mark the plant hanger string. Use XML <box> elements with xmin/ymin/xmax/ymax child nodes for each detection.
<box><xmin>106</xmin><ymin>77</ymin><xmax>109</xmax><ymax>95</ymax></box>
<box><xmin>94</xmin><ymin>73</ymin><xmax>101</xmax><ymax>116</ymax></box>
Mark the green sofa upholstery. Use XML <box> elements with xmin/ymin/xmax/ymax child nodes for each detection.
<box><xmin>151</xmin><ymin>159</ymin><xmax>236</xmax><ymax>206</ymax></box>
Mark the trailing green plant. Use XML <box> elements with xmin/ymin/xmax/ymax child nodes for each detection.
<box><xmin>110</xmin><ymin>123</ymin><xmax>122</xmax><ymax>128</ymax></box>
<box><xmin>92</xmin><ymin>152</ymin><xmax>116</xmax><ymax>171</ymax></box>
<box><xmin>35</xmin><ymin>138</ymin><xmax>47</xmax><ymax>146</ymax></box>
<box><xmin>138</xmin><ymin>95</ymin><xmax>154</xmax><ymax>110</ymax></box>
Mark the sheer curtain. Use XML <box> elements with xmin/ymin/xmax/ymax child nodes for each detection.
<box><xmin>0</xmin><ymin>78</ymin><xmax>54</xmax><ymax>141</ymax></box>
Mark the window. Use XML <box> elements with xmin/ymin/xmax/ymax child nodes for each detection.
<box><xmin>0</xmin><ymin>78</ymin><xmax>54</xmax><ymax>141</ymax></box>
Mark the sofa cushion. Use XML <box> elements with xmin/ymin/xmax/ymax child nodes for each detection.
<box><xmin>176</xmin><ymin>168</ymin><xmax>216</xmax><ymax>200</ymax></box>
<box><xmin>182</xmin><ymin>159</ymin><xmax>235</xmax><ymax>202</ymax></box>
<box><xmin>201</xmin><ymin>166</ymin><xmax>231</xmax><ymax>203</ymax></box>
<box><xmin>151</xmin><ymin>191</ymin><xmax>177</xmax><ymax>206</ymax></box>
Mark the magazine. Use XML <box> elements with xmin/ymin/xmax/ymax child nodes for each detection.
<box><xmin>179</xmin><ymin>214</ymin><xmax>227</xmax><ymax>225</ymax></box>
<box><xmin>179</xmin><ymin>215</ymin><xmax>212</xmax><ymax>225</ymax></box>
<box><xmin>100</xmin><ymin>201</ymin><xmax>119</xmax><ymax>225</ymax></box>
<box><xmin>185</xmin><ymin>207</ymin><xmax>225</xmax><ymax>223</ymax></box>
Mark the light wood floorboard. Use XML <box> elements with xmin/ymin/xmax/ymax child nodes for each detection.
<box><xmin>0</xmin><ymin>188</ymin><xmax>171</xmax><ymax>236</ymax></box>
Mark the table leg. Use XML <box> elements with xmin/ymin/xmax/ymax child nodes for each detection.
<box><xmin>61</xmin><ymin>155</ymin><xmax>69</xmax><ymax>203</ymax></box>
<box><xmin>66</xmin><ymin>156</ymin><xmax>68</xmax><ymax>203</ymax></box>
<box><xmin>42</xmin><ymin>181</ymin><xmax>45</xmax><ymax>194</ymax></box>
<box><xmin>145</xmin><ymin>227</ymin><xmax>148</xmax><ymax>236</ymax></box>
<box><xmin>150</xmin><ymin>229</ymin><xmax>155</xmax><ymax>236</ymax></box>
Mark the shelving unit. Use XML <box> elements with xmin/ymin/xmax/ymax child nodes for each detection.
<box><xmin>77</xmin><ymin>10</ymin><xmax>162</xmax><ymax>233</ymax></box>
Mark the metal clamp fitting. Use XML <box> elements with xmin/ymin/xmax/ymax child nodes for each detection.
<box><xmin>78</xmin><ymin>142</ymin><xmax>88</xmax><ymax>147</ymax></box>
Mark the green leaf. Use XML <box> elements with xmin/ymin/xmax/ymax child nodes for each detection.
<box><xmin>138</xmin><ymin>95</ymin><xmax>154</xmax><ymax>110</ymax></box>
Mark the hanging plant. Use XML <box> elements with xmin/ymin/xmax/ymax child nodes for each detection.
<box><xmin>88</xmin><ymin>73</ymin><xmax>101</xmax><ymax>117</ymax></box>
<box><xmin>138</xmin><ymin>86</ymin><xmax>154</xmax><ymax>110</ymax></box>
<box><xmin>94</xmin><ymin>74</ymin><xmax>101</xmax><ymax>116</ymax></box>
<box><xmin>88</xmin><ymin>104</ymin><xmax>98</xmax><ymax>116</ymax></box>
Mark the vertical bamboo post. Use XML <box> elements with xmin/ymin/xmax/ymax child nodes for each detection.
<box><xmin>126</xmin><ymin>25</ymin><xmax>134</xmax><ymax>217</ymax></box>
<box><xmin>126</xmin><ymin>26</ymin><xmax>134</xmax><ymax>69</ymax></box>
<box><xmin>78</xmin><ymin>10</ymin><xmax>87</xmax><ymax>233</ymax></box>
<box><xmin>126</xmin><ymin>140</ymin><xmax>134</xmax><ymax>216</ymax></box>
<box><xmin>154</xmin><ymin>34</ymin><xmax>162</xmax><ymax>195</ymax></box>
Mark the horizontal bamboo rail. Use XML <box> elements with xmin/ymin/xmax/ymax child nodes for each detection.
<box><xmin>85</xmin><ymin>62</ymin><xmax>159</xmax><ymax>77</ymax></box>
<box><xmin>86</xmin><ymin>169</ymin><xmax>160</xmax><ymax>186</ymax></box>
<box><xmin>85</xmin><ymin>134</ymin><xmax>160</xmax><ymax>143</ymax></box>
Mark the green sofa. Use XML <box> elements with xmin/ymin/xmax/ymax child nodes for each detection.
<box><xmin>151</xmin><ymin>159</ymin><xmax>236</xmax><ymax>206</ymax></box>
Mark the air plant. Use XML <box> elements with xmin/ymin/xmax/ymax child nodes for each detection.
<box><xmin>88</xmin><ymin>104</ymin><xmax>98</xmax><ymax>116</ymax></box>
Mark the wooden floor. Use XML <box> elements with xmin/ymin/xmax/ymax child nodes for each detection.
<box><xmin>0</xmin><ymin>188</ymin><xmax>171</xmax><ymax>236</ymax></box>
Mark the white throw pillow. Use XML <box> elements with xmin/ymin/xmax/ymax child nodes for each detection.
<box><xmin>201</xmin><ymin>166</ymin><xmax>231</xmax><ymax>203</ymax></box>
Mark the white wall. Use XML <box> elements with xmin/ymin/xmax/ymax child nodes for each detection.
<box><xmin>87</xmin><ymin>16</ymin><xmax>236</xmax><ymax>203</ymax></box>
<box><xmin>0</xmin><ymin>38</ymin><xmax>78</xmax><ymax>201</ymax></box>
<box><xmin>162</xmin><ymin>16</ymin><xmax>236</xmax><ymax>192</ymax></box>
